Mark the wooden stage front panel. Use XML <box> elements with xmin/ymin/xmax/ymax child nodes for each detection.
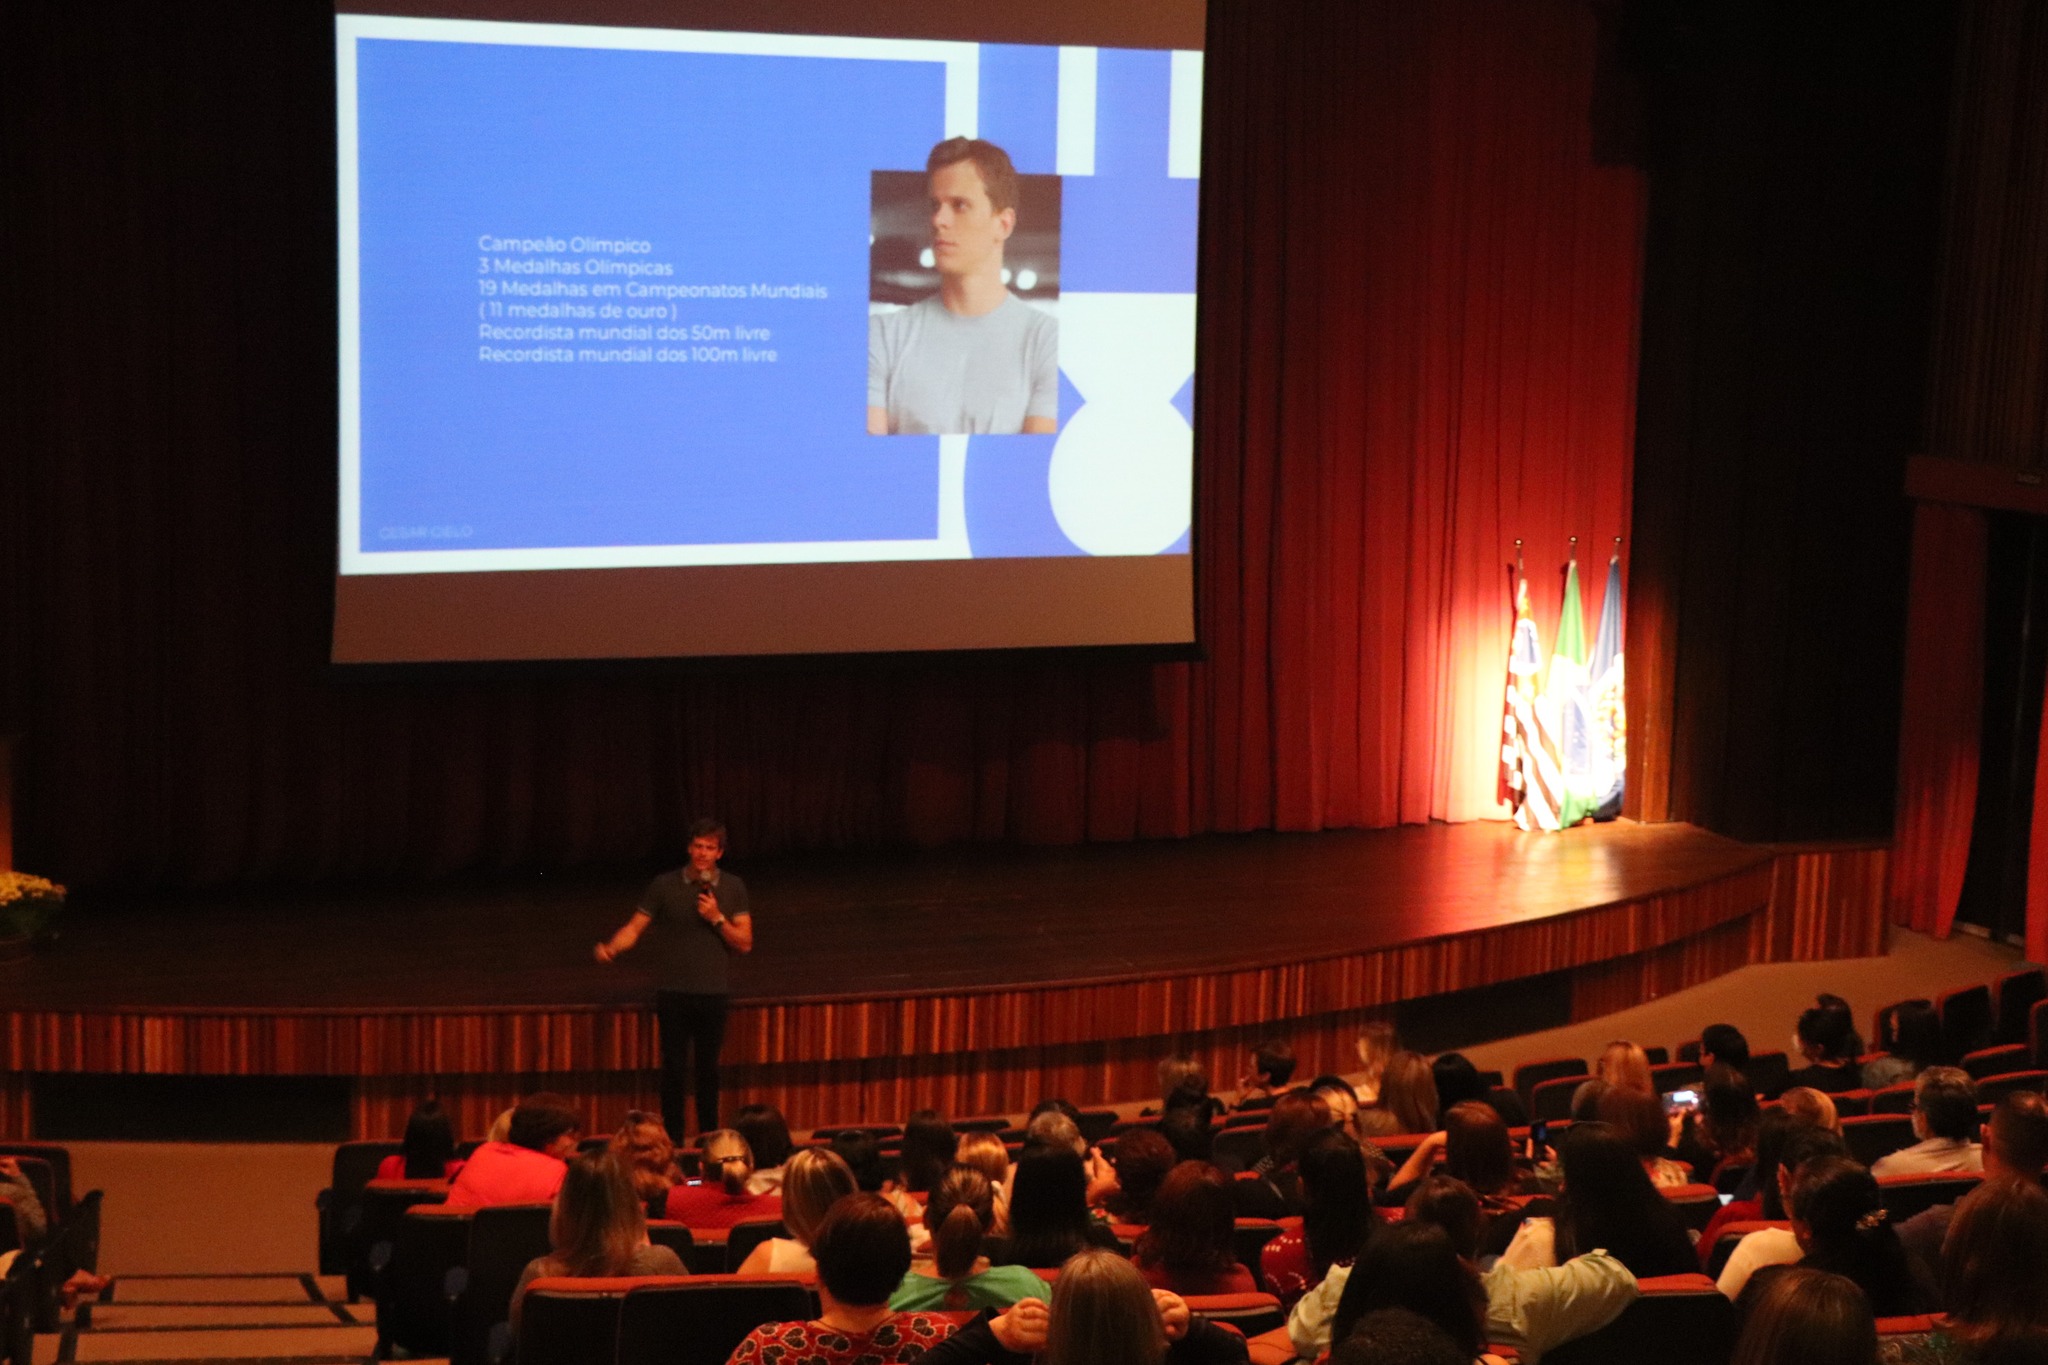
<box><xmin>0</xmin><ymin>822</ymin><xmax>1888</xmax><ymax>1138</ymax></box>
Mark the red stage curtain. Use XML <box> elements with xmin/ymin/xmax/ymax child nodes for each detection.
<box><xmin>1890</xmin><ymin>502</ymin><xmax>1987</xmax><ymax>936</ymax></box>
<box><xmin>5</xmin><ymin>1</ymin><xmax>1644</xmax><ymax>887</ymax></box>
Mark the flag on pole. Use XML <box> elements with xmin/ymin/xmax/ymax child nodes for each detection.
<box><xmin>1500</xmin><ymin>571</ymin><xmax>1564</xmax><ymax>831</ymax></box>
<box><xmin>1548</xmin><ymin>557</ymin><xmax>1601</xmax><ymax>828</ymax></box>
<box><xmin>1588</xmin><ymin>553</ymin><xmax>1626</xmax><ymax>820</ymax></box>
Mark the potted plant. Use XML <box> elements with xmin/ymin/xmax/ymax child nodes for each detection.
<box><xmin>0</xmin><ymin>870</ymin><xmax>65</xmax><ymax>960</ymax></box>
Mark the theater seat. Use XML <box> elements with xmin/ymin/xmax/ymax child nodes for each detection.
<box><xmin>1840</xmin><ymin>1115</ymin><xmax>1917</xmax><ymax>1167</ymax></box>
<box><xmin>1869</xmin><ymin>1084</ymin><xmax>1918</xmax><ymax>1115</ymax></box>
<box><xmin>450</xmin><ymin>1202</ymin><xmax>552</xmax><ymax>1365</ymax></box>
<box><xmin>1976</xmin><ymin>1070</ymin><xmax>2048</xmax><ymax>1105</ymax></box>
<box><xmin>1512</xmin><ymin>1059</ymin><xmax>1588</xmax><ymax>1111</ymax></box>
<box><xmin>1875</xmin><ymin>1000</ymin><xmax>1933</xmax><ymax>1055</ymax></box>
<box><xmin>1995</xmin><ymin>968</ymin><xmax>2046</xmax><ymax>1047</ymax></box>
<box><xmin>1962</xmin><ymin>1044</ymin><xmax>2029</xmax><ymax>1080</ymax></box>
<box><xmin>1542</xmin><ymin>1274</ymin><xmax>1736</xmax><ymax>1365</ymax></box>
<box><xmin>517</xmin><ymin>1277</ymin><xmax>638</xmax><ymax>1365</ymax></box>
<box><xmin>1529</xmin><ymin>1075</ymin><xmax>1583</xmax><ymax>1122</ymax></box>
<box><xmin>1650</xmin><ymin>1062</ymin><xmax>1703</xmax><ymax>1095</ymax></box>
<box><xmin>724</xmin><ymin>1219</ymin><xmax>786</xmax><ymax>1272</ymax></box>
<box><xmin>377</xmin><ymin>1204</ymin><xmax>472</xmax><ymax>1357</ymax></box>
<box><xmin>316</xmin><ymin>1140</ymin><xmax>402</xmax><ymax>1282</ymax></box>
<box><xmin>1181</xmin><ymin>1292</ymin><xmax>1285</xmax><ymax>1337</ymax></box>
<box><xmin>1231</xmin><ymin>1220</ymin><xmax>1286</xmax><ymax>1290</ymax></box>
<box><xmin>616</xmin><ymin>1274</ymin><xmax>816</xmax><ymax>1365</ymax></box>
<box><xmin>1937</xmin><ymin>983</ymin><xmax>1995</xmax><ymax>1060</ymax></box>
<box><xmin>1877</xmin><ymin>1173</ymin><xmax>1981</xmax><ymax>1220</ymax></box>
<box><xmin>1745</xmin><ymin>1051</ymin><xmax>1791</xmax><ymax>1099</ymax></box>
<box><xmin>1213</xmin><ymin>1126</ymin><xmax>1264</xmax><ymax>1173</ymax></box>
<box><xmin>1659</xmin><ymin>1184</ymin><xmax>1722</xmax><ymax>1234</ymax></box>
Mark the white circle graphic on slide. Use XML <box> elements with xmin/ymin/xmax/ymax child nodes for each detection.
<box><xmin>1047</xmin><ymin>292</ymin><xmax>1196</xmax><ymax>556</ymax></box>
<box><xmin>1048</xmin><ymin>401</ymin><xmax>1192</xmax><ymax>555</ymax></box>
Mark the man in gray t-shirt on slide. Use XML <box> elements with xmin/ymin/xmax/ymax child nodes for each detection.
<box><xmin>868</xmin><ymin>137</ymin><xmax>1058</xmax><ymax>436</ymax></box>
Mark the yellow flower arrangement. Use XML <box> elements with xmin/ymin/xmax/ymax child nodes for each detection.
<box><xmin>0</xmin><ymin>870</ymin><xmax>65</xmax><ymax>941</ymax></box>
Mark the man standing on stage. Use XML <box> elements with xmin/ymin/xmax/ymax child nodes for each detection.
<box><xmin>595</xmin><ymin>817</ymin><xmax>753</xmax><ymax>1137</ymax></box>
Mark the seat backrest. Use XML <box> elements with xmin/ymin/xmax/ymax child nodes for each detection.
<box><xmin>1230</xmin><ymin>1220</ymin><xmax>1284</xmax><ymax>1289</ymax></box>
<box><xmin>1212</xmin><ymin>1126</ymin><xmax>1264</xmax><ymax>1173</ymax></box>
<box><xmin>1643</xmin><ymin>1047</ymin><xmax>1670</xmax><ymax>1066</ymax></box>
<box><xmin>1962</xmin><ymin>1044</ymin><xmax>2029</xmax><ymax>1080</ymax></box>
<box><xmin>1512</xmin><ymin>1059</ymin><xmax>1589</xmax><ymax>1109</ymax></box>
<box><xmin>0</xmin><ymin>1146</ymin><xmax>73</xmax><ymax>1220</ymax></box>
<box><xmin>1976</xmin><ymin>1071</ymin><xmax>2048</xmax><ymax>1104</ymax></box>
<box><xmin>1869</xmin><ymin>1084</ymin><xmax>1918</xmax><ymax>1115</ymax></box>
<box><xmin>1840</xmin><ymin>1115</ymin><xmax>1917</xmax><ymax>1167</ymax></box>
<box><xmin>383</xmin><ymin>1206</ymin><xmax>474</xmax><ymax>1355</ymax></box>
<box><xmin>1659</xmin><ymin>1185</ymin><xmax>1722</xmax><ymax>1234</ymax></box>
<box><xmin>1997</xmin><ymin>968</ymin><xmax>2047</xmax><ymax>1046</ymax></box>
<box><xmin>518</xmin><ymin>1279</ymin><xmax>635</xmax><ymax>1365</ymax></box>
<box><xmin>616</xmin><ymin>1275</ymin><xmax>814</xmax><ymax>1365</ymax></box>
<box><xmin>1529</xmin><ymin>1075</ymin><xmax>1583</xmax><ymax>1121</ymax></box>
<box><xmin>1076</xmin><ymin>1110</ymin><xmax>1120</xmax><ymax>1143</ymax></box>
<box><xmin>1180</xmin><ymin>1293</ymin><xmax>1284</xmax><ymax>1337</ymax></box>
<box><xmin>1831</xmin><ymin>1089</ymin><xmax>1874</xmax><ymax>1118</ymax></box>
<box><xmin>1938</xmin><ymin>983</ymin><xmax>1995</xmax><ymax>1060</ymax></box>
<box><xmin>723</xmin><ymin>1220</ymin><xmax>786</xmax><ymax>1272</ymax></box>
<box><xmin>330</xmin><ymin>1140</ymin><xmax>403</xmax><ymax>1200</ymax></box>
<box><xmin>1542</xmin><ymin>1274</ymin><xmax>1736</xmax><ymax>1365</ymax></box>
<box><xmin>454</xmin><ymin>1203</ymin><xmax>554</xmax><ymax>1365</ymax></box>
<box><xmin>1746</xmin><ymin>1051</ymin><xmax>1791</xmax><ymax>1098</ymax></box>
<box><xmin>1877</xmin><ymin>1174</ymin><xmax>1982</xmax><ymax>1220</ymax></box>
<box><xmin>1651</xmin><ymin>1062</ymin><xmax>1704</xmax><ymax>1095</ymax></box>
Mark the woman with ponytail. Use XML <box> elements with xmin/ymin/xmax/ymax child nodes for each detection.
<box><xmin>1776</xmin><ymin>1157</ymin><xmax>1933</xmax><ymax>1317</ymax></box>
<box><xmin>890</xmin><ymin>1165</ymin><xmax>1052</xmax><ymax>1311</ymax></box>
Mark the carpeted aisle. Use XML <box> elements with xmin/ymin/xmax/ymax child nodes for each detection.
<box><xmin>33</xmin><ymin>1273</ymin><xmax>377</xmax><ymax>1365</ymax></box>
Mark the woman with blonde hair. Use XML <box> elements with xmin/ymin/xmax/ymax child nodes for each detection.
<box><xmin>509</xmin><ymin>1154</ymin><xmax>684</xmax><ymax>1328</ymax></box>
<box><xmin>1363</xmin><ymin>1051</ymin><xmax>1439</xmax><ymax>1137</ymax></box>
<box><xmin>1041</xmin><ymin>1248</ymin><xmax>1245</xmax><ymax>1365</ymax></box>
<box><xmin>1777</xmin><ymin>1087</ymin><xmax>1842</xmax><ymax>1134</ymax></box>
<box><xmin>736</xmin><ymin>1147</ymin><xmax>857</xmax><ymax>1275</ymax></box>
<box><xmin>608</xmin><ymin>1109</ymin><xmax>681</xmax><ymax>1212</ymax></box>
<box><xmin>955</xmin><ymin>1131</ymin><xmax>1012</xmax><ymax>1232</ymax></box>
<box><xmin>1355</xmin><ymin>1023</ymin><xmax>1398</xmax><ymax>1105</ymax></box>
<box><xmin>891</xmin><ymin>1165</ymin><xmax>1051</xmax><ymax>1311</ymax></box>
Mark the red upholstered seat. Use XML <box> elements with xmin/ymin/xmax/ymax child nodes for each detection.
<box><xmin>616</xmin><ymin>1274</ymin><xmax>816</xmax><ymax>1365</ymax></box>
<box><xmin>1703</xmin><ymin>1220</ymin><xmax>1789</xmax><ymax>1279</ymax></box>
<box><xmin>1877</xmin><ymin>1172</ymin><xmax>1982</xmax><ymax>1219</ymax></box>
<box><xmin>1543</xmin><ymin>1274</ymin><xmax>1735</xmax><ymax>1365</ymax></box>
<box><xmin>1182</xmin><ymin>1292</ymin><xmax>1286</xmax><ymax>1336</ymax></box>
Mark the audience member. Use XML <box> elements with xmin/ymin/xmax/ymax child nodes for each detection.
<box><xmin>1922</xmin><ymin>1174</ymin><xmax>2048</xmax><ymax>1361</ymax></box>
<box><xmin>1702</xmin><ymin>1108</ymin><xmax>1806</xmax><ymax>1258</ymax></box>
<box><xmin>997</xmin><ymin>1146</ymin><xmax>1119</xmax><ymax>1268</ymax></box>
<box><xmin>1863</xmin><ymin>1001</ymin><xmax>1946</xmax><ymax>1090</ymax></box>
<box><xmin>1329</xmin><ymin>1308</ymin><xmax>1471</xmax><ymax>1365</ymax></box>
<box><xmin>733</xmin><ymin>1103</ymin><xmax>794</xmax><ymax>1194</ymax></box>
<box><xmin>954</xmin><ymin>1131</ymin><xmax>1013</xmax><ymax>1232</ymax></box>
<box><xmin>893</xmin><ymin>1165</ymin><xmax>1052</xmax><ymax>1310</ymax></box>
<box><xmin>1367</xmin><ymin>1052</ymin><xmax>1439</xmax><ymax>1137</ymax></box>
<box><xmin>444</xmin><ymin>1093</ymin><xmax>580</xmax><ymax>1209</ymax></box>
<box><xmin>1356</xmin><ymin>1022</ymin><xmax>1399</xmax><ymax>1105</ymax></box>
<box><xmin>1778</xmin><ymin>1086</ymin><xmax>1843</xmax><ymax>1135</ymax></box>
<box><xmin>1235</xmin><ymin>1091</ymin><xmax>1327</xmax><ymax>1217</ymax></box>
<box><xmin>1551</xmin><ymin>1122</ymin><xmax>1697</xmax><ymax>1278</ymax></box>
<box><xmin>1570</xmin><ymin>1042</ymin><xmax>1652</xmax><ymax>1118</ymax></box>
<box><xmin>900</xmin><ymin>1109</ymin><xmax>960</xmax><ymax>1195</ymax></box>
<box><xmin>729</xmin><ymin>1193</ymin><xmax>955</xmax><ymax>1365</ymax></box>
<box><xmin>1158</xmin><ymin>1106</ymin><xmax>1216</xmax><ymax>1166</ymax></box>
<box><xmin>1326</xmin><ymin>1221</ymin><xmax>1493</xmax><ymax>1363</ymax></box>
<box><xmin>1787</xmin><ymin>997</ymin><xmax>1863</xmax><ymax>1095</ymax></box>
<box><xmin>1132</xmin><ymin>1162</ymin><xmax>1256</xmax><ymax>1296</ymax></box>
<box><xmin>1597</xmin><ymin>1085</ymin><xmax>1692</xmax><ymax>1188</ymax></box>
<box><xmin>1718</xmin><ymin>1126</ymin><xmax>1852</xmax><ymax>1299</ymax></box>
<box><xmin>1098</xmin><ymin>1128</ymin><xmax>1176</xmax><ymax>1224</ymax></box>
<box><xmin>1430</xmin><ymin>1054</ymin><xmax>1489</xmax><ymax>1113</ymax></box>
<box><xmin>1237</xmin><ymin>1040</ymin><xmax>1298</xmax><ymax>1109</ymax></box>
<box><xmin>1758</xmin><ymin>1157</ymin><xmax>1932</xmax><ymax>1316</ymax></box>
<box><xmin>509</xmin><ymin>1154</ymin><xmax>684</xmax><ymax>1329</ymax></box>
<box><xmin>1681</xmin><ymin>1065</ymin><xmax>1762</xmax><ymax>1191</ymax></box>
<box><xmin>1262</xmin><ymin>1129</ymin><xmax>1379</xmax><ymax>1308</ymax></box>
<box><xmin>1158</xmin><ymin>1058</ymin><xmax>1227</xmax><ymax>1126</ymax></box>
<box><xmin>1728</xmin><ymin>1266</ymin><xmax>1876</xmax><ymax>1365</ymax></box>
<box><xmin>1897</xmin><ymin>1091</ymin><xmax>2048</xmax><ymax>1278</ymax></box>
<box><xmin>1410</xmin><ymin>1177</ymin><xmax>1636</xmax><ymax>1365</ymax></box>
<box><xmin>608</xmin><ymin>1109</ymin><xmax>681</xmax><ymax>1212</ymax></box>
<box><xmin>1037</xmin><ymin>1248</ymin><xmax>1250</xmax><ymax>1365</ymax></box>
<box><xmin>1312</xmin><ymin>1075</ymin><xmax>1364</xmax><ymax>1132</ymax></box>
<box><xmin>832</xmin><ymin>1129</ymin><xmax>924</xmax><ymax>1224</ymax></box>
<box><xmin>737</xmin><ymin>1146</ymin><xmax>857</xmax><ymax>1275</ymax></box>
<box><xmin>0</xmin><ymin>1156</ymin><xmax>48</xmax><ymax>1248</ymax></box>
<box><xmin>378</xmin><ymin>1097</ymin><xmax>463</xmax><ymax>1181</ymax></box>
<box><xmin>1701</xmin><ymin>1023</ymin><xmax>1751</xmax><ymax>1076</ymax></box>
<box><xmin>1871</xmin><ymin>1068</ymin><xmax>1983</xmax><ymax>1178</ymax></box>
<box><xmin>1024</xmin><ymin>1109</ymin><xmax>1088</xmax><ymax>1158</ymax></box>
<box><xmin>663</xmin><ymin>1128</ymin><xmax>783</xmax><ymax>1227</ymax></box>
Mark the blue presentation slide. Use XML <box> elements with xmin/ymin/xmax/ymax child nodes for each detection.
<box><xmin>339</xmin><ymin>19</ymin><xmax>1201</xmax><ymax>572</ymax></box>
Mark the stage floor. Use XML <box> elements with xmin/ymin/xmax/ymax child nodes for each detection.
<box><xmin>28</xmin><ymin>820</ymin><xmax>1770</xmax><ymax>1011</ymax></box>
